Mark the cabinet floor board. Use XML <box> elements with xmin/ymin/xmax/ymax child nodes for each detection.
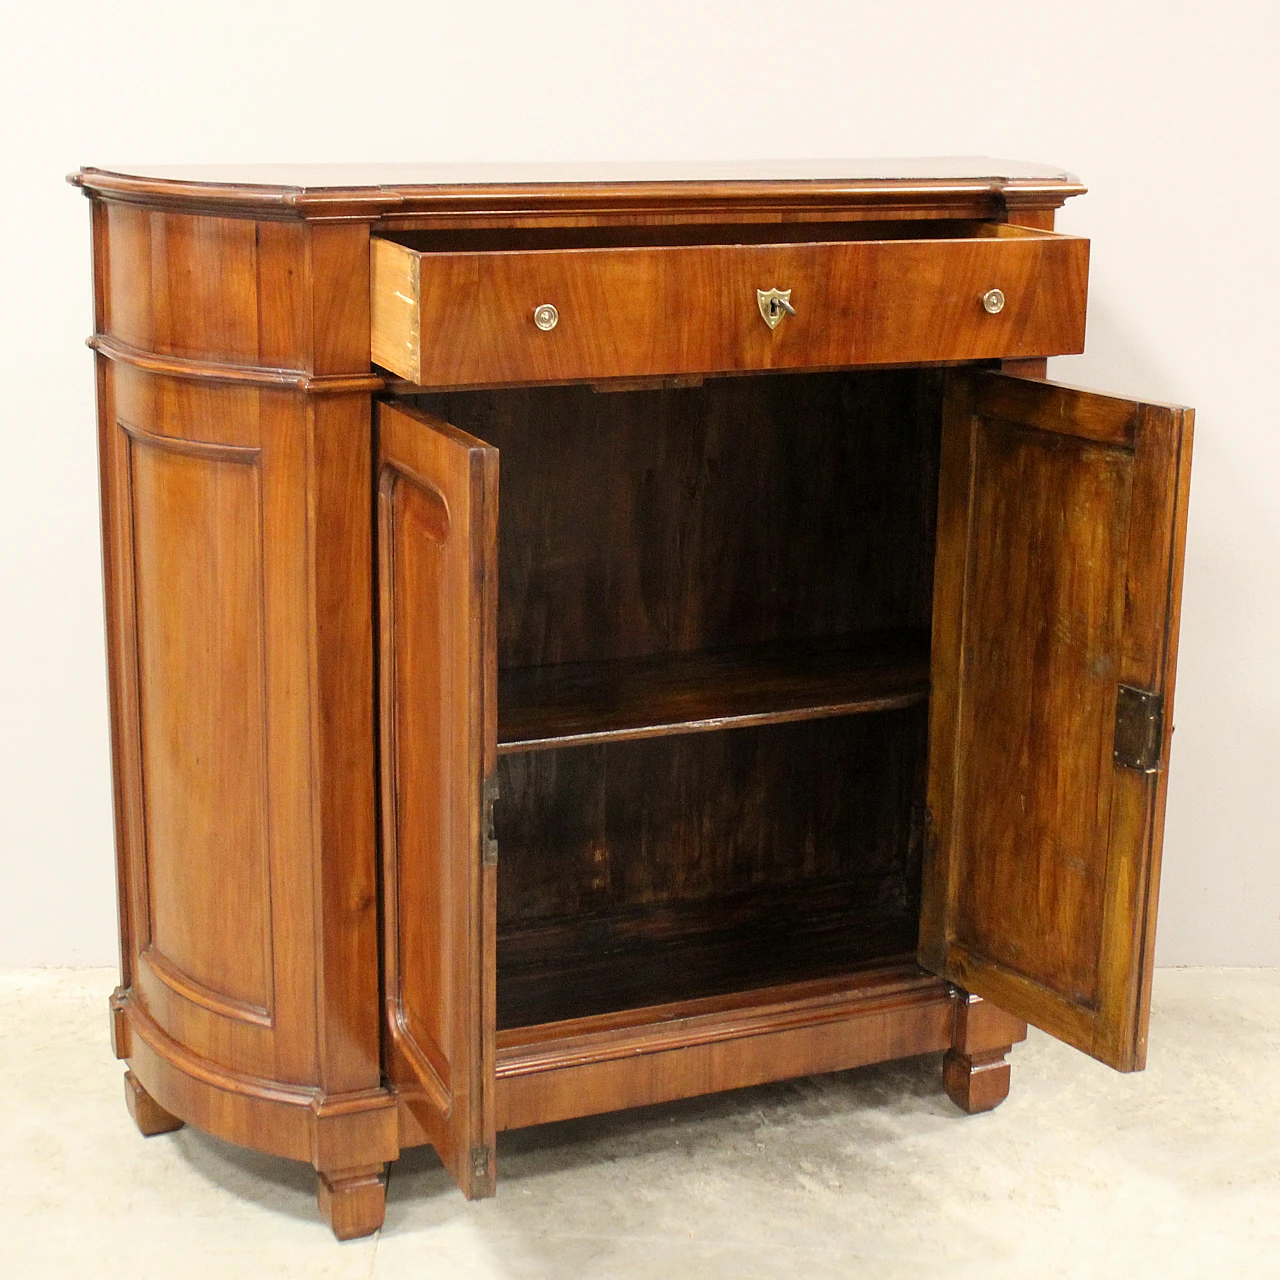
<box><xmin>496</xmin><ymin>879</ymin><xmax>918</xmax><ymax>1028</ymax></box>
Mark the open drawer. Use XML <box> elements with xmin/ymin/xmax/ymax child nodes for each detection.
<box><xmin>371</xmin><ymin>223</ymin><xmax>1089</xmax><ymax>388</ymax></box>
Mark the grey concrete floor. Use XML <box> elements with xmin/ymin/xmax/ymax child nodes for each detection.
<box><xmin>2</xmin><ymin>968</ymin><xmax>1277</xmax><ymax>1278</ymax></box>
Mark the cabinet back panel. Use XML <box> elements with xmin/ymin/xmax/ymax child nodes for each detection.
<box><xmin>411</xmin><ymin>370</ymin><xmax>942</xmax><ymax>667</ymax></box>
<box><xmin>496</xmin><ymin>880</ymin><xmax>921</xmax><ymax>1028</ymax></box>
<box><xmin>494</xmin><ymin>710</ymin><xmax>926</xmax><ymax>928</ymax></box>
<box><xmin>494</xmin><ymin>712</ymin><xmax>927</xmax><ymax>1023</ymax></box>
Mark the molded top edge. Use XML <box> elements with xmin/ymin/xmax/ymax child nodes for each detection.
<box><xmin>70</xmin><ymin>158</ymin><xmax>1085</xmax><ymax>222</ymax></box>
<box><xmin>75</xmin><ymin>157</ymin><xmax>1080</xmax><ymax>189</ymax></box>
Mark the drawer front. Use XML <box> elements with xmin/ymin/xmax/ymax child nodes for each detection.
<box><xmin>371</xmin><ymin>230</ymin><xmax>1088</xmax><ymax>387</ymax></box>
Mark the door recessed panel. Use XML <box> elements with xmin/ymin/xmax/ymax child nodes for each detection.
<box><xmin>127</xmin><ymin>424</ymin><xmax>272</xmax><ymax>1023</ymax></box>
<box><xmin>921</xmin><ymin>371</ymin><xmax>1193</xmax><ymax>1071</ymax></box>
<box><xmin>383</xmin><ymin>468</ymin><xmax>456</xmax><ymax>1086</ymax></box>
<box><xmin>377</xmin><ymin>400</ymin><xmax>498</xmax><ymax>1196</ymax></box>
<box><xmin>953</xmin><ymin>418</ymin><xmax>1133</xmax><ymax>1007</ymax></box>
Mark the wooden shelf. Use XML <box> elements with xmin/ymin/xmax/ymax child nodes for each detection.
<box><xmin>497</xmin><ymin>631</ymin><xmax>930</xmax><ymax>754</ymax></box>
<box><xmin>496</xmin><ymin>879</ymin><xmax>920</xmax><ymax>1029</ymax></box>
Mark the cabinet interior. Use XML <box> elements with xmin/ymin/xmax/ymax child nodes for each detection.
<box><xmin>407</xmin><ymin>369</ymin><xmax>944</xmax><ymax>1032</ymax></box>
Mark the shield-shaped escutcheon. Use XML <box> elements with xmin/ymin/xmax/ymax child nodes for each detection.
<box><xmin>756</xmin><ymin>287</ymin><xmax>794</xmax><ymax>330</ymax></box>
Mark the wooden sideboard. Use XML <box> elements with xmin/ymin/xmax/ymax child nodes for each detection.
<box><xmin>71</xmin><ymin>159</ymin><xmax>1192</xmax><ymax>1240</ymax></box>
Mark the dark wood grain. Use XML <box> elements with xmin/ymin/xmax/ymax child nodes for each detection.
<box><xmin>494</xmin><ymin>710</ymin><xmax>928</xmax><ymax>932</ymax></box>
<box><xmin>1127</xmin><ymin>402</ymin><xmax>1195</xmax><ymax>1070</ymax></box>
<box><xmin>386</xmin><ymin>219</ymin><xmax>1009</xmax><ymax>252</ymax></box>
<box><xmin>497</xmin><ymin>631</ymin><xmax>929</xmax><ymax>752</ymax></box>
<box><xmin>920</xmin><ymin>370</ymin><xmax>1193</xmax><ymax>1071</ymax></box>
<box><xmin>498</xmin><ymin>879</ymin><xmax>919</xmax><ymax>1028</ymax></box>
<box><xmin>414</xmin><ymin>370</ymin><xmax>942</xmax><ymax>669</ymax></box>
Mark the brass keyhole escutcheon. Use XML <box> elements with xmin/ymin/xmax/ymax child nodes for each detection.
<box><xmin>757</xmin><ymin>288</ymin><xmax>795</xmax><ymax>330</ymax></box>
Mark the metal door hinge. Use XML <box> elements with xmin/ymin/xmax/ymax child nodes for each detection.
<box><xmin>1113</xmin><ymin>684</ymin><xmax>1164</xmax><ymax>773</ymax></box>
<box><xmin>482</xmin><ymin>774</ymin><xmax>499</xmax><ymax>867</ymax></box>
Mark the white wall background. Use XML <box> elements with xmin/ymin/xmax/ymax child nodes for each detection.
<box><xmin>2</xmin><ymin>1</ymin><xmax>1276</xmax><ymax>966</ymax></box>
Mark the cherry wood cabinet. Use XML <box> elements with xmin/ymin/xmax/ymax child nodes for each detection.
<box><xmin>71</xmin><ymin>159</ymin><xmax>1192</xmax><ymax>1240</ymax></box>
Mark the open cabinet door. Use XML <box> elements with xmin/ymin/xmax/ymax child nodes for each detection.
<box><xmin>919</xmin><ymin>370</ymin><xmax>1192</xmax><ymax>1071</ymax></box>
<box><xmin>377</xmin><ymin>401</ymin><xmax>498</xmax><ymax>1195</ymax></box>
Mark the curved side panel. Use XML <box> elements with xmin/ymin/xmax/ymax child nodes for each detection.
<box><xmin>117</xmin><ymin>991</ymin><xmax>397</xmax><ymax>1170</ymax></box>
<box><xmin>90</xmin><ymin>195</ymin><xmax>389</xmax><ymax>1183</ymax></box>
<box><xmin>122</xmin><ymin>419</ymin><xmax>275</xmax><ymax>1024</ymax></box>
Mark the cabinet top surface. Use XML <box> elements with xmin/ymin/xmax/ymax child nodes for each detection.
<box><xmin>76</xmin><ymin>157</ymin><xmax>1078</xmax><ymax>188</ymax></box>
<box><xmin>72</xmin><ymin>157</ymin><xmax>1084</xmax><ymax>223</ymax></box>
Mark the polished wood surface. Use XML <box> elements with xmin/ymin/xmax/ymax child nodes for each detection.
<box><xmin>497</xmin><ymin>632</ymin><xmax>929</xmax><ymax>752</ymax></box>
<box><xmin>125</xmin><ymin>413</ymin><xmax>271</xmax><ymax>1023</ymax></box>
<box><xmin>494</xmin><ymin>964</ymin><xmax>958</xmax><ymax>1130</ymax></box>
<box><xmin>123</xmin><ymin>1070</ymin><xmax>183</xmax><ymax>1137</ymax></box>
<box><xmin>942</xmin><ymin>992</ymin><xmax>1028</xmax><ymax>1114</ymax></box>
<box><xmin>76</xmin><ymin>160</ymin><xmax>1191</xmax><ymax>1239</ymax></box>
<box><xmin>74</xmin><ymin>158</ymin><xmax>1085</xmax><ymax>228</ymax></box>
<box><xmin>920</xmin><ymin>370</ymin><xmax>1193</xmax><ymax>1071</ymax></box>
<box><xmin>377</xmin><ymin>401</ymin><xmax>499</xmax><ymax>1199</ymax></box>
<box><xmin>90</xmin><ymin>200</ymin><xmax>397</xmax><ymax>1237</ymax></box>
<box><xmin>371</xmin><ymin>225</ymin><xmax>1087</xmax><ymax>386</ymax></box>
<box><xmin>89</xmin><ymin>333</ymin><xmax>386</xmax><ymax>393</ymax></box>
<box><xmin>317</xmin><ymin>1166</ymin><xmax>387</xmax><ymax>1242</ymax></box>
<box><xmin>76</xmin><ymin>157</ymin><xmax>1083</xmax><ymax>185</ymax></box>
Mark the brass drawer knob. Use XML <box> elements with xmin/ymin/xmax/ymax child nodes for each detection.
<box><xmin>533</xmin><ymin>303</ymin><xmax>560</xmax><ymax>331</ymax></box>
<box><xmin>982</xmin><ymin>288</ymin><xmax>1006</xmax><ymax>315</ymax></box>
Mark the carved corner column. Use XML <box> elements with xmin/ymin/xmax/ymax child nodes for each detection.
<box><xmin>292</xmin><ymin>222</ymin><xmax>400</xmax><ymax>1231</ymax></box>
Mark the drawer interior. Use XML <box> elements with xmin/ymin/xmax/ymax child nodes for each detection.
<box><xmin>378</xmin><ymin>218</ymin><xmax>1035</xmax><ymax>254</ymax></box>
